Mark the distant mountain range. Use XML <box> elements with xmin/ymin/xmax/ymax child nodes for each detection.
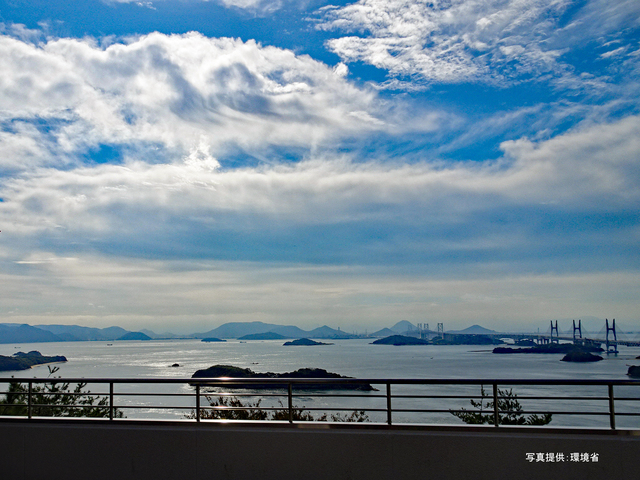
<box><xmin>36</xmin><ymin>324</ymin><xmax>130</xmax><ymax>341</ymax></box>
<box><xmin>0</xmin><ymin>320</ymin><xmax>498</xmax><ymax>344</ymax></box>
<box><xmin>0</xmin><ymin>324</ymin><xmax>152</xmax><ymax>344</ymax></box>
<box><xmin>193</xmin><ymin>322</ymin><xmax>356</xmax><ymax>340</ymax></box>
<box><xmin>446</xmin><ymin>325</ymin><xmax>496</xmax><ymax>335</ymax></box>
<box><xmin>371</xmin><ymin>320</ymin><xmax>422</xmax><ymax>337</ymax></box>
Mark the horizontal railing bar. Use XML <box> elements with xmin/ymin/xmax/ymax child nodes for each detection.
<box><xmin>406</xmin><ymin>409</ymin><xmax>617</xmax><ymax>416</ymax></box>
<box><xmin>3</xmin><ymin>377</ymin><xmax>640</xmax><ymax>386</ymax></box>
<box><xmin>111</xmin><ymin>393</ymin><xmax>201</xmax><ymax>397</ymax></box>
<box><xmin>200</xmin><ymin>393</ymin><xmax>288</xmax><ymax>398</ymax></box>
<box><xmin>198</xmin><ymin>407</ymin><xmax>384</xmax><ymax>413</ymax></box>
<box><xmin>504</xmin><ymin>396</ymin><xmax>611</xmax><ymax>401</ymax></box>
<box><xmin>6</xmin><ymin>392</ymin><xmax>112</xmax><ymax>397</ymax></box>
<box><xmin>111</xmin><ymin>406</ymin><xmax>194</xmax><ymax>410</ymax></box>
<box><xmin>290</xmin><ymin>394</ymin><xmax>386</xmax><ymax>399</ymax></box>
<box><xmin>232</xmin><ymin>407</ymin><xmax>389</xmax><ymax>413</ymax></box>
<box><xmin>387</xmin><ymin>394</ymin><xmax>614</xmax><ymax>401</ymax></box>
<box><xmin>390</xmin><ymin>395</ymin><xmax>494</xmax><ymax>400</ymax></box>
<box><xmin>15</xmin><ymin>404</ymin><xmax>112</xmax><ymax>409</ymax></box>
<box><xmin>202</xmin><ymin>407</ymin><xmax>640</xmax><ymax>417</ymax></box>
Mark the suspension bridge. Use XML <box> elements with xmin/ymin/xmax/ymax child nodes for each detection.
<box><xmin>414</xmin><ymin>319</ymin><xmax>640</xmax><ymax>354</ymax></box>
<box><xmin>518</xmin><ymin>319</ymin><xmax>640</xmax><ymax>354</ymax></box>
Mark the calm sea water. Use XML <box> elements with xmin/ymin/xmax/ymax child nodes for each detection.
<box><xmin>1</xmin><ymin>339</ymin><xmax>639</xmax><ymax>428</ymax></box>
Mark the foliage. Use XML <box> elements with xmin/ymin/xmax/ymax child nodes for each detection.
<box><xmin>186</xmin><ymin>395</ymin><xmax>269</xmax><ymax>421</ymax></box>
<box><xmin>451</xmin><ymin>386</ymin><xmax>552</xmax><ymax>426</ymax></box>
<box><xmin>0</xmin><ymin>366</ymin><xmax>123</xmax><ymax>418</ymax></box>
<box><xmin>188</xmin><ymin>395</ymin><xmax>369</xmax><ymax>422</ymax></box>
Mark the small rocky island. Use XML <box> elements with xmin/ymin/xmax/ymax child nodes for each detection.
<box><xmin>201</xmin><ymin>337</ymin><xmax>226</xmax><ymax>342</ymax></box>
<box><xmin>371</xmin><ymin>335</ymin><xmax>429</xmax><ymax>346</ymax></box>
<box><xmin>283</xmin><ymin>338</ymin><xmax>332</xmax><ymax>346</ymax></box>
<box><xmin>561</xmin><ymin>351</ymin><xmax>603</xmax><ymax>362</ymax></box>
<box><xmin>493</xmin><ymin>344</ymin><xmax>603</xmax><ymax>354</ymax></box>
<box><xmin>191</xmin><ymin>365</ymin><xmax>374</xmax><ymax>390</ymax></box>
<box><xmin>494</xmin><ymin>343</ymin><xmax>604</xmax><ymax>362</ymax></box>
<box><xmin>628</xmin><ymin>366</ymin><xmax>640</xmax><ymax>378</ymax></box>
<box><xmin>0</xmin><ymin>351</ymin><xmax>67</xmax><ymax>372</ymax></box>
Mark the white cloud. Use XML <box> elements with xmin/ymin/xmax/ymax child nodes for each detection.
<box><xmin>0</xmin><ymin>32</ymin><xmax>390</xmax><ymax>171</ymax></box>
<box><xmin>316</xmin><ymin>0</ymin><xmax>640</xmax><ymax>87</ymax></box>
<box><xmin>600</xmin><ymin>47</ymin><xmax>626</xmax><ymax>59</ymax></box>
<box><xmin>333</xmin><ymin>62</ymin><xmax>349</xmax><ymax>77</ymax></box>
<box><xmin>317</xmin><ymin>0</ymin><xmax>571</xmax><ymax>84</ymax></box>
<box><xmin>216</xmin><ymin>0</ymin><xmax>282</xmax><ymax>12</ymax></box>
<box><xmin>105</xmin><ymin>0</ymin><xmax>288</xmax><ymax>13</ymax></box>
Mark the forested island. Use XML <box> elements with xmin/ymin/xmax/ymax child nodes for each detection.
<box><xmin>283</xmin><ymin>338</ymin><xmax>332</xmax><ymax>346</ymax></box>
<box><xmin>493</xmin><ymin>344</ymin><xmax>603</xmax><ymax>354</ymax></box>
<box><xmin>0</xmin><ymin>351</ymin><xmax>67</xmax><ymax>372</ymax></box>
<box><xmin>191</xmin><ymin>365</ymin><xmax>375</xmax><ymax>390</ymax></box>
<box><xmin>494</xmin><ymin>343</ymin><xmax>604</xmax><ymax>362</ymax></box>
<box><xmin>371</xmin><ymin>335</ymin><xmax>429</xmax><ymax>346</ymax></box>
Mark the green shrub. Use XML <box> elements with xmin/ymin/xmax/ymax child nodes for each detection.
<box><xmin>190</xmin><ymin>395</ymin><xmax>369</xmax><ymax>422</ymax></box>
<box><xmin>0</xmin><ymin>366</ymin><xmax>123</xmax><ymax>418</ymax></box>
<box><xmin>451</xmin><ymin>386</ymin><xmax>552</xmax><ymax>425</ymax></box>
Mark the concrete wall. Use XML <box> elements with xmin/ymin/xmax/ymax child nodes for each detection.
<box><xmin>1</xmin><ymin>420</ymin><xmax>639</xmax><ymax>480</ymax></box>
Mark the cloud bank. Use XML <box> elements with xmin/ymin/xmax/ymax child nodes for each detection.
<box><xmin>2</xmin><ymin>114</ymin><xmax>638</xmax><ymax>271</ymax></box>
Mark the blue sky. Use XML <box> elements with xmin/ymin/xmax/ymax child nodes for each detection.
<box><xmin>0</xmin><ymin>0</ymin><xmax>638</xmax><ymax>333</ymax></box>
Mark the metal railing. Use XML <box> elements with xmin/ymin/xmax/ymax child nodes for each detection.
<box><xmin>1</xmin><ymin>377</ymin><xmax>639</xmax><ymax>430</ymax></box>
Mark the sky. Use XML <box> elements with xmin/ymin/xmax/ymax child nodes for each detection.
<box><xmin>0</xmin><ymin>0</ymin><xmax>638</xmax><ymax>334</ymax></box>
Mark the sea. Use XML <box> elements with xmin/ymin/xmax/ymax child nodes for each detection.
<box><xmin>1</xmin><ymin>339</ymin><xmax>639</xmax><ymax>428</ymax></box>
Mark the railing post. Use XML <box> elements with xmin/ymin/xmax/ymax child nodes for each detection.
<box><xmin>195</xmin><ymin>385</ymin><xmax>201</xmax><ymax>422</ymax></box>
<box><xmin>28</xmin><ymin>381</ymin><xmax>32</xmax><ymax>419</ymax></box>
<box><xmin>386</xmin><ymin>383</ymin><xmax>392</xmax><ymax>425</ymax></box>
<box><xmin>288</xmin><ymin>383</ymin><xmax>293</xmax><ymax>424</ymax></box>
<box><xmin>608</xmin><ymin>384</ymin><xmax>616</xmax><ymax>430</ymax></box>
<box><xmin>492</xmin><ymin>383</ymin><xmax>499</xmax><ymax>427</ymax></box>
<box><xmin>109</xmin><ymin>382</ymin><xmax>114</xmax><ymax>421</ymax></box>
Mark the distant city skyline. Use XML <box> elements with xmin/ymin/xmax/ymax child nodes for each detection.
<box><xmin>0</xmin><ymin>0</ymin><xmax>638</xmax><ymax>333</ymax></box>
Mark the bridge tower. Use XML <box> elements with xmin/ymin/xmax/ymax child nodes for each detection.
<box><xmin>572</xmin><ymin>319</ymin><xmax>582</xmax><ymax>345</ymax></box>
<box><xmin>437</xmin><ymin>323</ymin><xmax>444</xmax><ymax>340</ymax></box>
<box><xmin>606</xmin><ymin>318</ymin><xmax>618</xmax><ymax>355</ymax></box>
<box><xmin>418</xmin><ymin>323</ymin><xmax>430</xmax><ymax>340</ymax></box>
<box><xmin>550</xmin><ymin>320</ymin><xmax>559</xmax><ymax>344</ymax></box>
